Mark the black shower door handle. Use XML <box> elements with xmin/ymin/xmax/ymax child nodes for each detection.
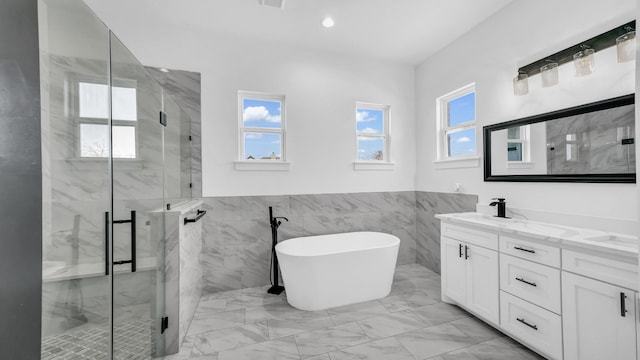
<box><xmin>113</xmin><ymin>210</ymin><xmax>137</xmax><ymax>272</ymax></box>
<box><xmin>105</xmin><ymin>212</ymin><xmax>110</xmax><ymax>275</ymax></box>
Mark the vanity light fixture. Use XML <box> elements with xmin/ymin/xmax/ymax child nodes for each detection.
<box><xmin>513</xmin><ymin>20</ymin><xmax>635</xmax><ymax>95</ymax></box>
<box><xmin>573</xmin><ymin>46</ymin><xmax>595</xmax><ymax>77</ymax></box>
<box><xmin>540</xmin><ymin>60</ymin><xmax>559</xmax><ymax>87</ymax></box>
<box><xmin>322</xmin><ymin>16</ymin><xmax>335</xmax><ymax>28</ymax></box>
<box><xmin>513</xmin><ymin>72</ymin><xmax>529</xmax><ymax>96</ymax></box>
<box><xmin>616</xmin><ymin>27</ymin><xmax>636</xmax><ymax>63</ymax></box>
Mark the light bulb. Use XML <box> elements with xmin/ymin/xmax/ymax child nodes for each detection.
<box><xmin>322</xmin><ymin>17</ymin><xmax>335</xmax><ymax>28</ymax></box>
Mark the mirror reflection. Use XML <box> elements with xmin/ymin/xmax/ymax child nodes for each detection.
<box><xmin>485</xmin><ymin>94</ymin><xmax>635</xmax><ymax>182</ymax></box>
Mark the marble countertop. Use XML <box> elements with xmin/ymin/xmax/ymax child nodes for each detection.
<box><xmin>435</xmin><ymin>212</ymin><xmax>638</xmax><ymax>259</ymax></box>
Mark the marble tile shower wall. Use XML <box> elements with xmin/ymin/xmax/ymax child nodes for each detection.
<box><xmin>43</xmin><ymin>55</ymin><xmax>169</xmax><ymax>265</ymax></box>
<box><xmin>545</xmin><ymin>104</ymin><xmax>636</xmax><ymax>174</ymax></box>
<box><xmin>146</xmin><ymin>67</ymin><xmax>202</xmax><ymax>198</ymax></box>
<box><xmin>415</xmin><ymin>192</ymin><xmax>479</xmax><ymax>274</ymax></box>
<box><xmin>201</xmin><ymin>192</ymin><xmax>418</xmax><ymax>293</ymax></box>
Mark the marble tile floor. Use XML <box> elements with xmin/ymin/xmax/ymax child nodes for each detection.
<box><xmin>161</xmin><ymin>264</ymin><xmax>544</xmax><ymax>360</ymax></box>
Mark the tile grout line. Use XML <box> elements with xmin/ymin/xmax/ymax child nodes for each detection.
<box><xmin>291</xmin><ymin>333</ymin><xmax>303</xmax><ymax>360</ymax></box>
<box><xmin>391</xmin><ymin>333</ymin><xmax>422</xmax><ymax>360</ymax></box>
<box><xmin>184</xmin><ymin>264</ymin><xmax>518</xmax><ymax>360</ymax></box>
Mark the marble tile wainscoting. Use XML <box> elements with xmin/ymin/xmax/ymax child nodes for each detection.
<box><xmin>415</xmin><ymin>192</ymin><xmax>478</xmax><ymax>274</ymax></box>
<box><xmin>163</xmin><ymin>200</ymin><xmax>205</xmax><ymax>353</ymax></box>
<box><xmin>200</xmin><ymin>191</ymin><xmax>478</xmax><ymax>293</ymax></box>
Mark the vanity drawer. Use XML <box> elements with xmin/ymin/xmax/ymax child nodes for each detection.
<box><xmin>500</xmin><ymin>291</ymin><xmax>562</xmax><ymax>360</ymax></box>
<box><xmin>500</xmin><ymin>254</ymin><xmax>561</xmax><ymax>314</ymax></box>
<box><xmin>563</xmin><ymin>249</ymin><xmax>637</xmax><ymax>290</ymax></box>
<box><xmin>500</xmin><ymin>235</ymin><xmax>560</xmax><ymax>268</ymax></box>
<box><xmin>441</xmin><ymin>222</ymin><xmax>498</xmax><ymax>251</ymax></box>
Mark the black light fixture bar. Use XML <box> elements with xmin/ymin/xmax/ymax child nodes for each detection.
<box><xmin>518</xmin><ymin>20</ymin><xmax>635</xmax><ymax>77</ymax></box>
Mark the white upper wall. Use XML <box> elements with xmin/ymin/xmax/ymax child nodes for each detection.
<box><xmin>74</xmin><ymin>10</ymin><xmax>417</xmax><ymax>197</ymax></box>
<box><xmin>416</xmin><ymin>0</ymin><xmax>636</xmax><ymax>220</ymax></box>
<box><xmin>83</xmin><ymin>0</ymin><xmax>637</xmax><ymax>218</ymax></box>
<box><xmin>198</xmin><ymin>36</ymin><xmax>416</xmax><ymax>196</ymax></box>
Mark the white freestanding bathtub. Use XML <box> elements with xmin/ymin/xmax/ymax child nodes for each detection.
<box><xmin>275</xmin><ymin>231</ymin><xmax>400</xmax><ymax>311</ymax></box>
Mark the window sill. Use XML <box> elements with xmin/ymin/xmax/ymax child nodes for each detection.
<box><xmin>506</xmin><ymin>161</ymin><xmax>534</xmax><ymax>169</ymax></box>
<box><xmin>353</xmin><ymin>162</ymin><xmax>395</xmax><ymax>171</ymax></box>
<box><xmin>234</xmin><ymin>161</ymin><xmax>291</xmax><ymax>171</ymax></box>
<box><xmin>433</xmin><ymin>156</ymin><xmax>480</xmax><ymax>170</ymax></box>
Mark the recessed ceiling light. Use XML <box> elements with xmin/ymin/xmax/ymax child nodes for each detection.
<box><xmin>322</xmin><ymin>17</ymin><xmax>335</xmax><ymax>28</ymax></box>
<box><xmin>159</xmin><ymin>68</ymin><xmax>170</xmax><ymax>73</ymax></box>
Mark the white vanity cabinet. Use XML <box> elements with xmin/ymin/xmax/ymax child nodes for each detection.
<box><xmin>441</xmin><ymin>223</ymin><xmax>499</xmax><ymax>325</ymax></box>
<box><xmin>437</xmin><ymin>213</ymin><xmax>639</xmax><ymax>360</ymax></box>
<box><xmin>498</xmin><ymin>236</ymin><xmax>563</xmax><ymax>360</ymax></box>
<box><xmin>561</xmin><ymin>250</ymin><xmax>639</xmax><ymax>360</ymax></box>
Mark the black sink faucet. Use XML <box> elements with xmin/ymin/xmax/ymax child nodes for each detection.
<box><xmin>489</xmin><ymin>198</ymin><xmax>507</xmax><ymax>218</ymax></box>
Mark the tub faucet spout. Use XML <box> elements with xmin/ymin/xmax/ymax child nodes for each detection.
<box><xmin>272</xmin><ymin>217</ymin><xmax>288</xmax><ymax>229</ymax></box>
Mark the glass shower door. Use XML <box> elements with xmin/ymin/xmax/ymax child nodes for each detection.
<box><xmin>109</xmin><ymin>32</ymin><xmax>167</xmax><ymax>359</ymax></box>
<box><xmin>39</xmin><ymin>0</ymin><xmax>112</xmax><ymax>358</ymax></box>
<box><xmin>162</xmin><ymin>95</ymin><xmax>193</xmax><ymax>205</ymax></box>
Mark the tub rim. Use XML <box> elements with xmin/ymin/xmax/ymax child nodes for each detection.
<box><xmin>275</xmin><ymin>231</ymin><xmax>400</xmax><ymax>257</ymax></box>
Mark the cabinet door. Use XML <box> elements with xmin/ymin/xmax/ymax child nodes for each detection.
<box><xmin>466</xmin><ymin>244</ymin><xmax>499</xmax><ymax>324</ymax></box>
<box><xmin>562</xmin><ymin>271</ymin><xmax>637</xmax><ymax>360</ymax></box>
<box><xmin>441</xmin><ymin>237</ymin><xmax>466</xmax><ymax>304</ymax></box>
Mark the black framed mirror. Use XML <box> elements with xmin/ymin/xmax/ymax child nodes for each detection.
<box><xmin>483</xmin><ymin>94</ymin><xmax>635</xmax><ymax>183</ymax></box>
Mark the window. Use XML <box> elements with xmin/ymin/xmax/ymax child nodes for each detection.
<box><xmin>355</xmin><ymin>103</ymin><xmax>390</xmax><ymax>162</ymax></box>
<box><xmin>507</xmin><ymin>125</ymin><xmax>530</xmax><ymax>162</ymax></box>
<box><xmin>566</xmin><ymin>133</ymin><xmax>578</xmax><ymax>161</ymax></box>
<box><xmin>76</xmin><ymin>80</ymin><xmax>138</xmax><ymax>159</ymax></box>
<box><xmin>238</xmin><ymin>91</ymin><xmax>285</xmax><ymax>161</ymax></box>
<box><xmin>436</xmin><ymin>84</ymin><xmax>477</xmax><ymax>164</ymax></box>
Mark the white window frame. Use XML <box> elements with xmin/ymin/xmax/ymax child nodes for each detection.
<box><xmin>434</xmin><ymin>83</ymin><xmax>479</xmax><ymax>169</ymax></box>
<box><xmin>71</xmin><ymin>75</ymin><xmax>139</xmax><ymax>160</ymax></box>
<box><xmin>565</xmin><ymin>133</ymin><xmax>578</xmax><ymax>162</ymax></box>
<box><xmin>507</xmin><ymin>125</ymin><xmax>530</xmax><ymax>163</ymax></box>
<box><xmin>235</xmin><ymin>91</ymin><xmax>289</xmax><ymax>171</ymax></box>
<box><xmin>354</xmin><ymin>102</ymin><xmax>393</xmax><ymax>170</ymax></box>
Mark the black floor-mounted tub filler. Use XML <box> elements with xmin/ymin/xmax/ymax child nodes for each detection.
<box><xmin>268</xmin><ymin>206</ymin><xmax>288</xmax><ymax>295</ymax></box>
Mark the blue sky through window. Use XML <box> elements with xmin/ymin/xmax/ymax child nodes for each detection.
<box><xmin>356</xmin><ymin>108</ymin><xmax>383</xmax><ymax>133</ymax></box>
<box><xmin>244</xmin><ymin>132</ymin><xmax>281</xmax><ymax>160</ymax></box>
<box><xmin>448</xmin><ymin>128</ymin><xmax>476</xmax><ymax>157</ymax></box>
<box><xmin>243</xmin><ymin>99</ymin><xmax>282</xmax><ymax>129</ymax></box>
<box><xmin>357</xmin><ymin>137</ymin><xmax>384</xmax><ymax>161</ymax></box>
<box><xmin>448</xmin><ymin>92</ymin><xmax>475</xmax><ymax>126</ymax></box>
<box><xmin>507</xmin><ymin>142</ymin><xmax>522</xmax><ymax>161</ymax></box>
<box><xmin>242</xmin><ymin>98</ymin><xmax>283</xmax><ymax>160</ymax></box>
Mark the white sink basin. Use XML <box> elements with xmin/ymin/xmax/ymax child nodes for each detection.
<box><xmin>582</xmin><ymin>234</ymin><xmax>638</xmax><ymax>247</ymax></box>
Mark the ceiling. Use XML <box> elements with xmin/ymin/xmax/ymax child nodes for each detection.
<box><xmin>85</xmin><ymin>0</ymin><xmax>513</xmax><ymax>65</ymax></box>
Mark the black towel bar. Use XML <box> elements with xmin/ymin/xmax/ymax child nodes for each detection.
<box><xmin>184</xmin><ymin>209</ymin><xmax>206</xmax><ymax>225</ymax></box>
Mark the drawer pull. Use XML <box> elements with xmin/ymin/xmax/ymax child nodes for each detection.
<box><xmin>515</xmin><ymin>277</ymin><xmax>537</xmax><ymax>287</ymax></box>
<box><xmin>516</xmin><ymin>317</ymin><xmax>538</xmax><ymax>330</ymax></box>
<box><xmin>514</xmin><ymin>246</ymin><xmax>536</xmax><ymax>254</ymax></box>
<box><xmin>620</xmin><ymin>292</ymin><xmax>628</xmax><ymax>317</ymax></box>
<box><xmin>459</xmin><ymin>243</ymin><xmax>463</xmax><ymax>258</ymax></box>
<box><xmin>464</xmin><ymin>245</ymin><xmax>469</xmax><ymax>259</ymax></box>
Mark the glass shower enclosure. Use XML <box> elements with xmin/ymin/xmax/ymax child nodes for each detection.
<box><xmin>39</xmin><ymin>0</ymin><xmax>193</xmax><ymax>358</ymax></box>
